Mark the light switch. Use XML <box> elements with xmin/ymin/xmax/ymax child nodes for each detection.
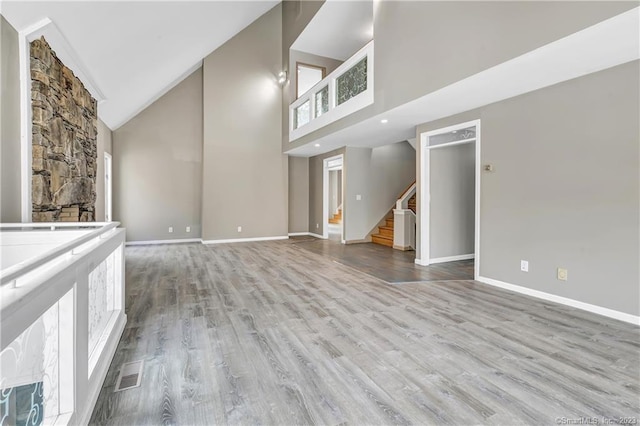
<box><xmin>520</xmin><ymin>260</ymin><xmax>529</xmax><ymax>272</ymax></box>
<box><xmin>356</xmin><ymin>194</ymin><xmax>362</xmax><ymax>201</ymax></box>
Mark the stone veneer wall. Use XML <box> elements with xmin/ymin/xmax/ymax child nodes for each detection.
<box><xmin>31</xmin><ymin>37</ymin><xmax>97</xmax><ymax>222</ymax></box>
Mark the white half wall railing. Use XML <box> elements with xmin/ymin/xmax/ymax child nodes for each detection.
<box><xmin>289</xmin><ymin>40</ymin><xmax>374</xmax><ymax>142</ymax></box>
<box><xmin>393</xmin><ymin>182</ymin><xmax>417</xmax><ymax>251</ymax></box>
<box><xmin>1</xmin><ymin>222</ymin><xmax>126</xmax><ymax>425</ymax></box>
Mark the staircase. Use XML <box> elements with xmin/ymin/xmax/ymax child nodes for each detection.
<box><xmin>371</xmin><ymin>193</ymin><xmax>416</xmax><ymax>247</ymax></box>
<box><xmin>329</xmin><ymin>209</ymin><xmax>342</xmax><ymax>224</ymax></box>
<box><xmin>371</xmin><ymin>215</ymin><xmax>395</xmax><ymax>247</ymax></box>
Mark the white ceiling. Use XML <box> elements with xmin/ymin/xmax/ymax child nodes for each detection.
<box><xmin>286</xmin><ymin>7</ymin><xmax>640</xmax><ymax>157</ymax></box>
<box><xmin>291</xmin><ymin>0</ymin><xmax>372</xmax><ymax>61</ymax></box>
<box><xmin>1</xmin><ymin>0</ymin><xmax>279</xmax><ymax>130</ymax></box>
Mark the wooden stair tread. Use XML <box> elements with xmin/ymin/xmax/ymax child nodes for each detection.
<box><xmin>372</xmin><ymin>233</ymin><xmax>392</xmax><ymax>240</ymax></box>
<box><xmin>329</xmin><ymin>209</ymin><xmax>342</xmax><ymax>224</ymax></box>
<box><xmin>372</xmin><ymin>234</ymin><xmax>393</xmax><ymax>247</ymax></box>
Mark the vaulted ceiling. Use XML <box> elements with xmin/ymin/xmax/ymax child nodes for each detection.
<box><xmin>1</xmin><ymin>1</ymin><xmax>280</xmax><ymax>130</ymax></box>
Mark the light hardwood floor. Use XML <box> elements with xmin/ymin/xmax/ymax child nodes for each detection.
<box><xmin>90</xmin><ymin>240</ymin><xmax>639</xmax><ymax>425</ymax></box>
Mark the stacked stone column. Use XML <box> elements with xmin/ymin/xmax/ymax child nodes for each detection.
<box><xmin>31</xmin><ymin>37</ymin><xmax>97</xmax><ymax>222</ymax></box>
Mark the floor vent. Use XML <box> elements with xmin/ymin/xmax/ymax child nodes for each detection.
<box><xmin>114</xmin><ymin>360</ymin><xmax>144</xmax><ymax>392</ymax></box>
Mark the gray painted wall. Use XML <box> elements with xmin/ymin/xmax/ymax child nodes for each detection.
<box><xmin>95</xmin><ymin>119</ymin><xmax>112</xmax><ymax>222</ymax></box>
<box><xmin>281</xmin><ymin>1</ymin><xmax>325</xmax><ymax>148</ymax></box>
<box><xmin>288</xmin><ymin>156</ymin><xmax>309</xmax><ymax>234</ymax></box>
<box><xmin>287</xmin><ymin>1</ymin><xmax>636</xmax><ymax>151</ymax></box>
<box><xmin>429</xmin><ymin>142</ymin><xmax>475</xmax><ymax>259</ymax></box>
<box><xmin>343</xmin><ymin>147</ymin><xmax>370</xmax><ymax>241</ymax></box>
<box><xmin>202</xmin><ymin>4</ymin><xmax>287</xmax><ymax>241</ymax></box>
<box><xmin>282</xmin><ymin>4</ymin><xmax>325</xmax><ymax>235</ymax></box>
<box><xmin>1</xmin><ymin>16</ymin><xmax>22</xmax><ymax>222</ymax></box>
<box><xmin>344</xmin><ymin>142</ymin><xmax>416</xmax><ymax>241</ymax></box>
<box><xmin>113</xmin><ymin>68</ymin><xmax>203</xmax><ymax>242</ymax></box>
<box><xmin>416</xmin><ymin>61</ymin><xmax>639</xmax><ymax>316</ymax></box>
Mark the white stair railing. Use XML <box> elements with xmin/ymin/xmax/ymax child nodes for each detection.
<box><xmin>396</xmin><ymin>182</ymin><xmax>416</xmax><ymax>210</ymax></box>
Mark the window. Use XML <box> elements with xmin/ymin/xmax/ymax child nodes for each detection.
<box><xmin>294</xmin><ymin>100</ymin><xmax>311</xmax><ymax>129</ymax></box>
<box><xmin>336</xmin><ymin>57</ymin><xmax>367</xmax><ymax>106</ymax></box>
<box><xmin>315</xmin><ymin>86</ymin><xmax>329</xmax><ymax>118</ymax></box>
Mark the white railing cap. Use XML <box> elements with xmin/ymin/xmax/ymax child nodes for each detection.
<box><xmin>0</xmin><ymin>222</ymin><xmax>120</xmax><ymax>285</ymax></box>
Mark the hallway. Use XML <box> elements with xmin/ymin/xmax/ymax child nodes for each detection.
<box><xmin>90</xmin><ymin>241</ymin><xmax>639</xmax><ymax>425</ymax></box>
<box><xmin>292</xmin><ymin>236</ymin><xmax>473</xmax><ymax>283</ymax></box>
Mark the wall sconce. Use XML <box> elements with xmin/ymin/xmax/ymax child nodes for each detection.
<box><xmin>277</xmin><ymin>71</ymin><xmax>287</xmax><ymax>85</ymax></box>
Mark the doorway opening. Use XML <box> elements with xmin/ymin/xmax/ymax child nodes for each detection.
<box><xmin>296</xmin><ymin>63</ymin><xmax>326</xmax><ymax>99</ymax></box>
<box><xmin>104</xmin><ymin>152</ymin><xmax>112</xmax><ymax>222</ymax></box>
<box><xmin>323</xmin><ymin>155</ymin><xmax>344</xmax><ymax>242</ymax></box>
<box><xmin>418</xmin><ymin>120</ymin><xmax>480</xmax><ymax>279</ymax></box>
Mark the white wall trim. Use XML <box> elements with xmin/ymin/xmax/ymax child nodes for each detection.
<box><xmin>429</xmin><ymin>254</ymin><xmax>475</xmax><ymax>264</ymax></box>
<box><xmin>288</xmin><ymin>232</ymin><xmax>311</xmax><ymax>236</ymax></box>
<box><xmin>323</xmin><ymin>154</ymin><xmax>344</xmax><ymax>240</ymax></box>
<box><xmin>477</xmin><ymin>276</ymin><xmax>640</xmax><ymax>326</ymax></box>
<box><xmin>419</xmin><ymin>119</ymin><xmax>481</xmax><ymax>276</ymax></box>
<box><xmin>18</xmin><ymin>20</ymin><xmax>49</xmax><ymax>222</ymax></box>
<box><xmin>201</xmin><ymin>236</ymin><xmax>289</xmax><ymax>245</ymax></box>
<box><xmin>125</xmin><ymin>238</ymin><xmax>202</xmax><ymax>246</ymax></box>
<box><xmin>344</xmin><ymin>238</ymin><xmax>370</xmax><ymax>245</ymax></box>
<box><xmin>19</xmin><ymin>17</ymin><xmax>108</xmax><ymax>222</ymax></box>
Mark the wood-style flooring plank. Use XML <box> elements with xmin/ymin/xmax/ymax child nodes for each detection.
<box><xmin>90</xmin><ymin>240</ymin><xmax>640</xmax><ymax>425</ymax></box>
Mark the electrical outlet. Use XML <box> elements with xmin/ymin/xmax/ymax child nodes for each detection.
<box><xmin>168</xmin><ymin>227</ymin><xmax>173</xmax><ymax>233</ymax></box>
<box><xmin>237</xmin><ymin>226</ymin><xmax>242</xmax><ymax>233</ymax></box>
<box><xmin>557</xmin><ymin>268</ymin><xmax>568</xmax><ymax>281</ymax></box>
<box><xmin>520</xmin><ymin>260</ymin><xmax>529</xmax><ymax>272</ymax></box>
<box><xmin>186</xmin><ymin>226</ymin><xmax>191</xmax><ymax>233</ymax></box>
<box><xmin>356</xmin><ymin>194</ymin><xmax>362</xmax><ymax>201</ymax></box>
<box><xmin>316</xmin><ymin>223</ymin><xmax>319</xmax><ymax>229</ymax></box>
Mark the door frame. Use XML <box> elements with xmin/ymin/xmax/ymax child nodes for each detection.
<box><xmin>322</xmin><ymin>154</ymin><xmax>344</xmax><ymax>242</ymax></box>
<box><xmin>418</xmin><ymin>119</ymin><xmax>481</xmax><ymax>279</ymax></box>
<box><xmin>296</xmin><ymin>62</ymin><xmax>326</xmax><ymax>99</ymax></box>
<box><xmin>104</xmin><ymin>152</ymin><xmax>112</xmax><ymax>222</ymax></box>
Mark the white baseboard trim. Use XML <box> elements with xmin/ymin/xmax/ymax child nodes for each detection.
<box><xmin>415</xmin><ymin>258</ymin><xmax>428</xmax><ymax>266</ymax></box>
<box><xmin>202</xmin><ymin>236</ymin><xmax>288</xmax><ymax>245</ymax></box>
<box><xmin>344</xmin><ymin>239</ymin><xmax>370</xmax><ymax>245</ymax></box>
<box><xmin>308</xmin><ymin>233</ymin><xmax>325</xmax><ymax>239</ymax></box>
<box><xmin>126</xmin><ymin>238</ymin><xmax>202</xmax><ymax>246</ymax></box>
<box><xmin>430</xmin><ymin>254</ymin><xmax>475</xmax><ymax>264</ymax></box>
<box><xmin>477</xmin><ymin>275</ymin><xmax>640</xmax><ymax>326</ymax></box>
<box><xmin>288</xmin><ymin>232</ymin><xmax>310</xmax><ymax>236</ymax></box>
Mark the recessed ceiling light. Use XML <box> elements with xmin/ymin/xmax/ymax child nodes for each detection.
<box><xmin>452</xmin><ymin>130</ymin><xmax>457</xmax><ymax>133</ymax></box>
<box><xmin>314</xmin><ymin>144</ymin><xmax>320</xmax><ymax>147</ymax></box>
<box><xmin>380</xmin><ymin>119</ymin><xmax>388</xmax><ymax>124</ymax></box>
